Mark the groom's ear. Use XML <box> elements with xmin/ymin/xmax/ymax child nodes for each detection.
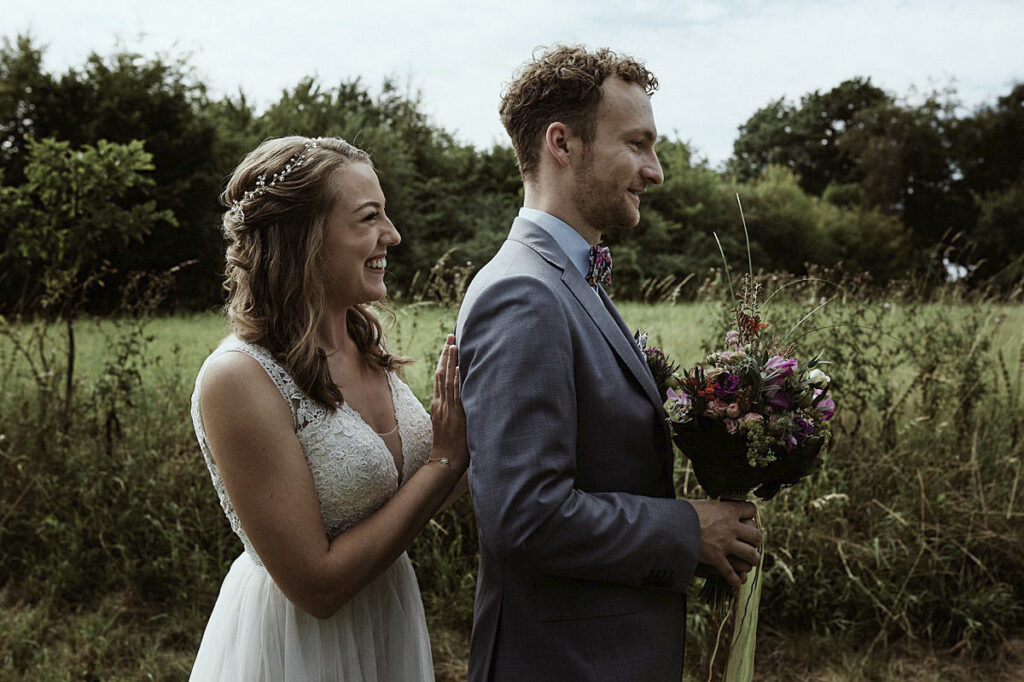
<box><xmin>543</xmin><ymin>121</ymin><xmax>575</xmax><ymax>169</ymax></box>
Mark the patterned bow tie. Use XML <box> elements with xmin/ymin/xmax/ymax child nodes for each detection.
<box><xmin>587</xmin><ymin>244</ymin><xmax>613</xmax><ymax>288</ymax></box>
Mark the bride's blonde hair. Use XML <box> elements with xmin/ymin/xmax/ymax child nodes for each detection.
<box><xmin>220</xmin><ymin>136</ymin><xmax>408</xmax><ymax>409</ymax></box>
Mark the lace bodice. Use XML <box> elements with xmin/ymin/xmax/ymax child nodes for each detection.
<box><xmin>191</xmin><ymin>336</ymin><xmax>433</xmax><ymax>566</ymax></box>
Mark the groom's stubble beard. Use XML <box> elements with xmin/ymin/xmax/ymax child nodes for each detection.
<box><xmin>570</xmin><ymin>145</ymin><xmax>641</xmax><ymax>237</ymax></box>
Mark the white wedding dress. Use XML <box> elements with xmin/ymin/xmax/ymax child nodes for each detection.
<box><xmin>189</xmin><ymin>336</ymin><xmax>435</xmax><ymax>681</ymax></box>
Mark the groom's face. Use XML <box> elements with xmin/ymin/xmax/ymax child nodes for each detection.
<box><xmin>571</xmin><ymin>77</ymin><xmax>664</xmax><ymax>233</ymax></box>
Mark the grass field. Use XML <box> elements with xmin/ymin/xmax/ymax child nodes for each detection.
<box><xmin>1</xmin><ymin>299</ymin><xmax>1022</xmax><ymax>680</ymax></box>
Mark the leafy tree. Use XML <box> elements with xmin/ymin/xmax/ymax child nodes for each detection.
<box><xmin>967</xmin><ymin>180</ymin><xmax>1024</xmax><ymax>285</ymax></box>
<box><xmin>737</xmin><ymin>165</ymin><xmax>836</xmax><ymax>273</ymax></box>
<box><xmin>839</xmin><ymin>91</ymin><xmax>973</xmax><ymax>249</ymax></box>
<box><xmin>957</xmin><ymin>83</ymin><xmax>1024</xmax><ymax>195</ymax></box>
<box><xmin>952</xmin><ymin>83</ymin><xmax>1024</xmax><ymax>285</ymax></box>
<box><xmin>817</xmin><ymin>202</ymin><xmax>918</xmax><ymax>281</ymax></box>
<box><xmin>731</xmin><ymin>79</ymin><xmax>991</xmax><ymax>281</ymax></box>
<box><xmin>611</xmin><ymin>142</ymin><xmax>912</xmax><ymax>289</ymax></box>
<box><xmin>731</xmin><ymin>78</ymin><xmax>892</xmax><ymax>195</ymax></box>
<box><xmin>7</xmin><ymin>35</ymin><xmax>1020</xmax><ymax>304</ymax></box>
<box><xmin>51</xmin><ymin>51</ymin><xmax>222</xmax><ymax>305</ymax></box>
<box><xmin>719</xmin><ymin>163</ymin><xmax>915</xmax><ymax>281</ymax></box>
<box><xmin>0</xmin><ymin>35</ymin><xmax>60</xmax><ymax>182</ymax></box>
<box><xmin>0</xmin><ymin>39</ymin><xmax>223</xmax><ymax>308</ymax></box>
<box><xmin>0</xmin><ymin>137</ymin><xmax>174</xmax><ymax>421</ymax></box>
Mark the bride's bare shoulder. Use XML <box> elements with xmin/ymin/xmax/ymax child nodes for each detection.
<box><xmin>200</xmin><ymin>349</ymin><xmax>290</xmax><ymax>426</ymax></box>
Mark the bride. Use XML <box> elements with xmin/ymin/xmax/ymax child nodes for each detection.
<box><xmin>189</xmin><ymin>136</ymin><xmax>468</xmax><ymax>680</ymax></box>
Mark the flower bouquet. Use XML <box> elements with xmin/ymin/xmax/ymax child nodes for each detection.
<box><xmin>638</xmin><ymin>278</ymin><xmax>835</xmax><ymax>682</ymax></box>
<box><xmin>641</xmin><ymin>277</ymin><xmax>834</xmax><ymax>504</ymax></box>
<box><xmin>636</xmin><ymin>199</ymin><xmax>837</xmax><ymax>682</ymax></box>
<box><xmin>653</xmin><ymin>301</ymin><xmax>833</xmax><ymax>503</ymax></box>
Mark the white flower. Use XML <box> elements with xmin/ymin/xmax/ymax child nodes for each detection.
<box><xmin>807</xmin><ymin>368</ymin><xmax>831</xmax><ymax>388</ymax></box>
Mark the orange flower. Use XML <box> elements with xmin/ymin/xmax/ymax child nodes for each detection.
<box><xmin>737</xmin><ymin>310</ymin><xmax>769</xmax><ymax>336</ymax></box>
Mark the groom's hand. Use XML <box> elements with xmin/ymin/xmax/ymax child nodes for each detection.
<box><xmin>719</xmin><ymin>517</ymin><xmax>760</xmax><ymax>582</ymax></box>
<box><xmin>690</xmin><ymin>499</ymin><xmax>762</xmax><ymax>590</ymax></box>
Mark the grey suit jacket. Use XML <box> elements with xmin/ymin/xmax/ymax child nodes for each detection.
<box><xmin>455</xmin><ymin>218</ymin><xmax>702</xmax><ymax>681</ymax></box>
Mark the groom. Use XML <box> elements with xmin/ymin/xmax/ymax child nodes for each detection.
<box><xmin>455</xmin><ymin>45</ymin><xmax>762</xmax><ymax>680</ymax></box>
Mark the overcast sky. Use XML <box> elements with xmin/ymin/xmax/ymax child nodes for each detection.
<box><xmin>5</xmin><ymin>0</ymin><xmax>1022</xmax><ymax>167</ymax></box>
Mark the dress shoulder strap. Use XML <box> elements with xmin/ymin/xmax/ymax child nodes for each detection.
<box><xmin>194</xmin><ymin>336</ymin><xmax>328</xmax><ymax>431</ymax></box>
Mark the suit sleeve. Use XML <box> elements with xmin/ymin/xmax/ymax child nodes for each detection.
<box><xmin>457</xmin><ymin>274</ymin><xmax>701</xmax><ymax>592</ymax></box>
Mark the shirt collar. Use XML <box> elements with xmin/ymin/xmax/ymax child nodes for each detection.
<box><xmin>518</xmin><ymin>207</ymin><xmax>591</xmax><ymax>278</ymax></box>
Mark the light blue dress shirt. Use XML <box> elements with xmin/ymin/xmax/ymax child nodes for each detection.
<box><xmin>518</xmin><ymin>207</ymin><xmax>592</xmax><ymax>280</ymax></box>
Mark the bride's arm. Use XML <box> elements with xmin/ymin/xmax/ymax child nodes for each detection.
<box><xmin>436</xmin><ymin>471</ymin><xmax>469</xmax><ymax>514</ymax></box>
<box><xmin>198</xmin><ymin>340</ymin><xmax>467</xmax><ymax>620</ymax></box>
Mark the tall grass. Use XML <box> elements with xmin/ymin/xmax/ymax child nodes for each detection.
<box><xmin>0</xmin><ymin>288</ymin><xmax>1022</xmax><ymax>679</ymax></box>
<box><xmin>675</xmin><ymin>278</ymin><xmax>1024</xmax><ymax>664</ymax></box>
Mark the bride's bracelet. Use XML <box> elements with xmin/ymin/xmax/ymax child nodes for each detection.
<box><xmin>428</xmin><ymin>456</ymin><xmax>461</xmax><ymax>481</ymax></box>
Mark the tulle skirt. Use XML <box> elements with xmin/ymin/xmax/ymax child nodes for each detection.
<box><xmin>190</xmin><ymin>551</ymin><xmax>434</xmax><ymax>681</ymax></box>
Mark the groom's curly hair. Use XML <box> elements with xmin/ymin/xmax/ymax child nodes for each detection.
<box><xmin>500</xmin><ymin>44</ymin><xmax>658</xmax><ymax>178</ymax></box>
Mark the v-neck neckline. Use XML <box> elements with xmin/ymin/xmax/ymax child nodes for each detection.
<box><xmin>340</xmin><ymin>372</ymin><xmax>405</xmax><ymax>484</ymax></box>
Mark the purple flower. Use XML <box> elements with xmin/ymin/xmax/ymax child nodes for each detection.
<box><xmin>766</xmin><ymin>356</ymin><xmax>798</xmax><ymax>385</ymax></box>
<box><xmin>714</xmin><ymin>373</ymin><xmax>742</xmax><ymax>401</ymax></box>
<box><xmin>769</xmin><ymin>391</ymin><xmax>791</xmax><ymax>410</ymax></box>
<box><xmin>666</xmin><ymin>387</ymin><xmax>690</xmax><ymax>408</ymax></box>
<box><xmin>793</xmin><ymin>414</ymin><xmax>813</xmax><ymax>442</ymax></box>
<box><xmin>814</xmin><ymin>389</ymin><xmax>835</xmax><ymax>421</ymax></box>
<box><xmin>665</xmin><ymin>387</ymin><xmax>692</xmax><ymax>423</ymax></box>
<box><xmin>659</xmin><ymin>387</ymin><xmax>692</xmax><ymax>419</ymax></box>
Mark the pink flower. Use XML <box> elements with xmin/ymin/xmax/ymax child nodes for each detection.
<box><xmin>724</xmin><ymin>418</ymin><xmax>739</xmax><ymax>434</ymax></box>
<box><xmin>814</xmin><ymin>389</ymin><xmax>835</xmax><ymax>421</ymax></box>
<box><xmin>739</xmin><ymin>412</ymin><xmax>763</xmax><ymax>430</ymax></box>
<box><xmin>726</xmin><ymin>403</ymin><xmax>741</xmax><ymax>418</ymax></box>
<box><xmin>704</xmin><ymin>399</ymin><xmax>729</xmax><ymax>418</ymax></box>
<box><xmin>766</xmin><ymin>356</ymin><xmax>798</xmax><ymax>385</ymax></box>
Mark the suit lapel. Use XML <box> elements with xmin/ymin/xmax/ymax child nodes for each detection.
<box><xmin>569</xmin><ymin>277</ymin><xmax>666</xmax><ymax>422</ymax></box>
<box><xmin>596</xmin><ymin>287</ymin><xmax>669</xmax><ymax>421</ymax></box>
<box><xmin>509</xmin><ymin>218</ymin><xmax>668</xmax><ymax>418</ymax></box>
<box><xmin>509</xmin><ymin>217</ymin><xmax>674</xmax><ymax>488</ymax></box>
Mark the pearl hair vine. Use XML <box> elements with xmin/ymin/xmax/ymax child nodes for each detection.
<box><xmin>229</xmin><ymin>138</ymin><xmax>321</xmax><ymax>221</ymax></box>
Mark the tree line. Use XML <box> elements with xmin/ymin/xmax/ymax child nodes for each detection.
<box><xmin>1</xmin><ymin>34</ymin><xmax>1021</xmax><ymax>315</ymax></box>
